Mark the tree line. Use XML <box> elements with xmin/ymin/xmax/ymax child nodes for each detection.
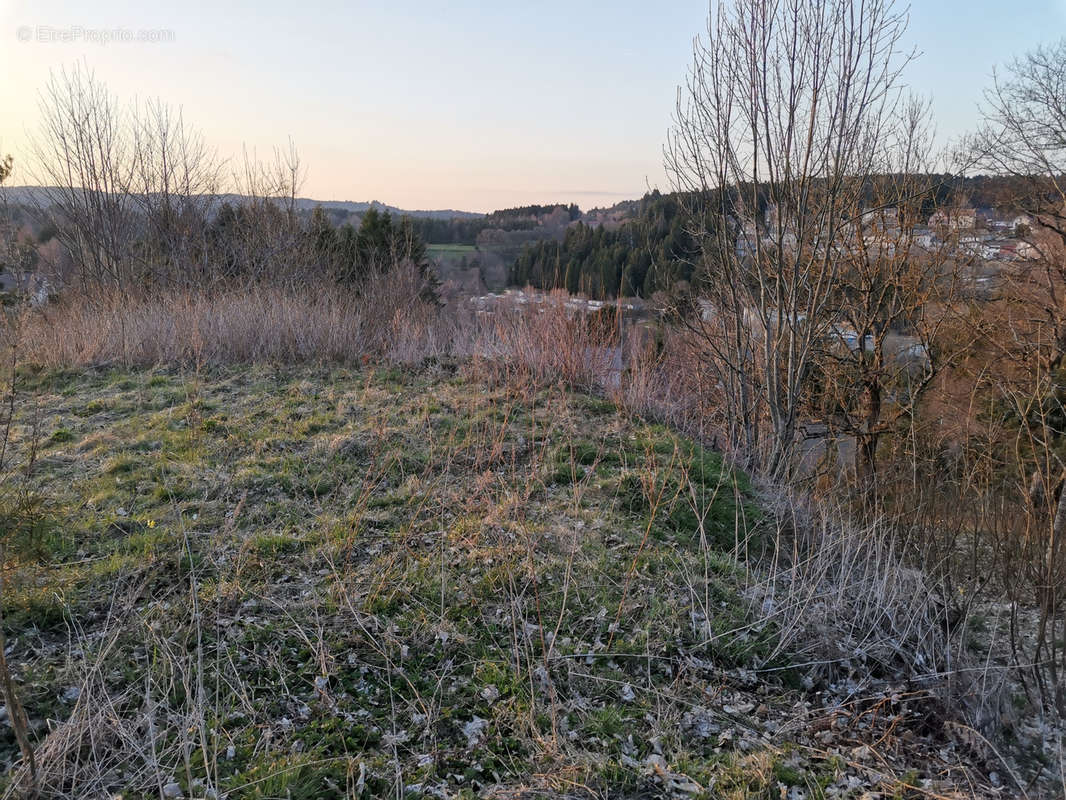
<box><xmin>409</xmin><ymin>203</ymin><xmax>580</xmax><ymax>245</ymax></box>
<box><xmin>505</xmin><ymin>173</ymin><xmax>1051</xmax><ymax>302</ymax></box>
<box><xmin>6</xmin><ymin>64</ymin><xmax>439</xmax><ymax>303</ymax></box>
<box><xmin>509</xmin><ymin>191</ymin><xmax>702</xmax><ymax>299</ymax></box>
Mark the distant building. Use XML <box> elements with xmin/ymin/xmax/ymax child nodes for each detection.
<box><xmin>929</xmin><ymin>207</ymin><xmax>977</xmax><ymax>231</ymax></box>
<box><xmin>981</xmin><ymin>240</ymin><xmax>1013</xmax><ymax>260</ymax></box>
<box><xmin>861</xmin><ymin>206</ymin><xmax>898</xmax><ymax>229</ymax></box>
<box><xmin>1016</xmin><ymin>240</ymin><xmax>1038</xmax><ymax>260</ymax></box>
<box><xmin>830</xmin><ymin>324</ymin><xmax>874</xmax><ymax>352</ymax></box>
<box><xmin>0</xmin><ymin>270</ymin><xmax>50</xmax><ymax>304</ymax></box>
<box><xmin>912</xmin><ymin>228</ymin><xmax>936</xmax><ymax>249</ymax></box>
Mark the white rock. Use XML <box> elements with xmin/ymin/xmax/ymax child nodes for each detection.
<box><xmin>462</xmin><ymin>716</ymin><xmax>488</xmax><ymax>748</ymax></box>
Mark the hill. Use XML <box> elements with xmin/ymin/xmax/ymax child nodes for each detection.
<box><xmin>287</xmin><ymin>197</ymin><xmax>484</xmax><ymax>220</ymax></box>
<box><xmin>509</xmin><ymin>176</ymin><xmax>1059</xmax><ymax>300</ymax></box>
<box><xmin>0</xmin><ymin>363</ymin><xmax>1004</xmax><ymax>798</ymax></box>
<box><xmin>0</xmin><ymin>186</ymin><xmax>485</xmax><ymax>222</ymax></box>
<box><xmin>510</xmin><ymin>191</ymin><xmax>700</xmax><ymax>299</ymax></box>
<box><xmin>415</xmin><ymin>205</ymin><xmax>582</xmax><ymax>293</ymax></box>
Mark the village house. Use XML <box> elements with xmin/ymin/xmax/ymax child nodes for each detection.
<box><xmin>861</xmin><ymin>206</ymin><xmax>899</xmax><ymax>230</ymax></box>
<box><xmin>912</xmin><ymin>227</ymin><xmax>936</xmax><ymax>249</ymax></box>
<box><xmin>929</xmin><ymin>207</ymin><xmax>977</xmax><ymax>231</ymax></box>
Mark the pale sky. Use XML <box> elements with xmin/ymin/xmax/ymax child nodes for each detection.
<box><xmin>1</xmin><ymin>0</ymin><xmax>1064</xmax><ymax>213</ymax></box>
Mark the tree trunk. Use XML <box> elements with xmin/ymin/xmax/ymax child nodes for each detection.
<box><xmin>855</xmin><ymin>381</ymin><xmax>882</xmax><ymax>491</ymax></box>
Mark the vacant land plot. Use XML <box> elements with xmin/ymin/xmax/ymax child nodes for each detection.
<box><xmin>0</xmin><ymin>365</ymin><xmax>994</xmax><ymax>798</ymax></box>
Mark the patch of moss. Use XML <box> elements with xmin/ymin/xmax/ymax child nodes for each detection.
<box><xmin>47</xmin><ymin>428</ymin><xmax>76</xmax><ymax>445</ymax></box>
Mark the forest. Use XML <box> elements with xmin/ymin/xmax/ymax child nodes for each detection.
<box><xmin>509</xmin><ymin>190</ymin><xmax>701</xmax><ymax>298</ymax></box>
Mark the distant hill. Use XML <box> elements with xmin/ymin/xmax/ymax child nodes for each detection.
<box><xmin>0</xmin><ymin>186</ymin><xmax>485</xmax><ymax>221</ymax></box>
<box><xmin>414</xmin><ymin>203</ymin><xmax>582</xmax><ymax>292</ymax></box>
<box><xmin>286</xmin><ymin>196</ymin><xmax>484</xmax><ymax>220</ymax></box>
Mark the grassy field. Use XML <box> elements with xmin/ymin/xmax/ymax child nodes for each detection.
<box><xmin>426</xmin><ymin>244</ymin><xmax>478</xmax><ymax>256</ymax></box>
<box><xmin>0</xmin><ymin>363</ymin><xmax>990</xmax><ymax>798</ymax></box>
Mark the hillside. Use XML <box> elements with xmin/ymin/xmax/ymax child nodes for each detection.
<box><xmin>0</xmin><ymin>187</ymin><xmax>485</xmax><ymax>222</ymax></box>
<box><xmin>510</xmin><ymin>191</ymin><xmax>700</xmax><ymax>299</ymax></box>
<box><xmin>0</xmin><ymin>364</ymin><xmax>1004</xmax><ymax>798</ymax></box>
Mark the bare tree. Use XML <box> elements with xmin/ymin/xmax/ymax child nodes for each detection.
<box><xmin>219</xmin><ymin>140</ymin><xmax>310</xmax><ymax>286</ymax></box>
<box><xmin>967</xmin><ymin>39</ymin><xmax>1066</xmax><ymax>715</ymax></box>
<box><xmin>26</xmin><ymin>64</ymin><xmax>226</xmax><ymax>293</ymax></box>
<box><xmin>27</xmin><ymin>64</ymin><xmax>139</xmax><ymax>292</ymax></box>
<box><xmin>131</xmin><ymin>99</ymin><xmax>223</xmax><ymax>286</ymax></box>
<box><xmin>25</xmin><ymin>63</ymin><xmax>317</xmax><ymax>293</ymax></box>
<box><xmin>666</xmin><ymin>0</ymin><xmax>919</xmax><ymax>479</ymax></box>
<box><xmin>971</xmin><ymin>41</ymin><xmax>1066</xmax><ymax>401</ymax></box>
<box><xmin>0</xmin><ymin>153</ymin><xmax>39</xmax><ymax>795</ymax></box>
<box><xmin>809</xmin><ymin>100</ymin><xmax>961</xmax><ymax>490</ymax></box>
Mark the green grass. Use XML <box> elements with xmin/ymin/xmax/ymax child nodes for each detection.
<box><xmin>426</xmin><ymin>243</ymin><xmax>477</xmax><ymax>255</ymax></box>
<box><xmin>0</xmin><ymin>363</ymin><xmax>917</xmax><ymax>798</ymax></box>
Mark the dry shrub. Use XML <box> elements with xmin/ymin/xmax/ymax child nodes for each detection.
<box><xmin>13</xmin><ymin>646</ymin><xmax>159</xmax><ymax>798</ymax></box>
<box><xmin>466</xmin><ymin>291</ymin><xmax>619</xmax><ymax>392</ymax></box>
<box><xmin>15</xmin><ymin>279</ymin><xmax>731</xmax><ymax>458</ymax></box>
<box><xmin>463</xmin><ymin>296</ymin><xmax>730</xmax><ymax>451</ymax></box>
<box><xmin>15</xmin><ymin>263</ymin><xmax>446</xmax><ymax>369</ymax></box>
<box><xmin>742</xmin><ymin>488</ymin><xmax>1009</xmax><ymax>735</ymax></box>
<box><xmin>615</xmin><ymin>327</ymin><xmax>729</xmax><ymax>445</ymax></box>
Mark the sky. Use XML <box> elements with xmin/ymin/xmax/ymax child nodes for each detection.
<box><xmin>1</xmin><ymin>0</ymin><xmax>1064</xmax><ymax>213</ymax></box>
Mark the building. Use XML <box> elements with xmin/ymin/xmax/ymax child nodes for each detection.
<box><xmin>929</xmin><ymin>207</ymin><xmax>977</xmax><ymax>231</ymax></box>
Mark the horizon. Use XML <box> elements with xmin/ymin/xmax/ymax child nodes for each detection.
<box><xmin>2</xmin><ymin>1</ymin><xmax>1064</xmax><ymax>213</ymax></box>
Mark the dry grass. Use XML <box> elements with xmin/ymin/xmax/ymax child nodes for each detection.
<box><xmin>14</xmin><ymin>265</ymin><xmax>449</xmax><ymax>369</ymax></box>
<box><xmin>0</xmin><ymin>285</ymin><xmax>1056</xmax><ymax>796</ymax></box>
<box><xmin>749</xmin><ymin>493</ymin><xmax>1005</xmax><ymax>718</ymax></box>
<box><xmin>13</xmin><ymin>282</ymin><xmax>724</xmax><ymax>451</ymax></box>
<box><xmin>0</xmin><ymin>363</ymin><xmax>1017</xmax><ymax>798</ymax></box>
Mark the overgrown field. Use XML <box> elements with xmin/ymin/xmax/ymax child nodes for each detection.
<box><xmin>0</xmin><ymin>364</ymin><xmax>999</xmax><ymax>798</ymax></box>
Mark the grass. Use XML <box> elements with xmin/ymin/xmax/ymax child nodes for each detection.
<box><xmin>0</xmin><ymin>363</ymin><xmax>992</xmax><ymax>798</ymax></box>
<box><xmin>426</xmin><ymin>244</ymin><xmax>477</xmax><ymax>255</ymax></box>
